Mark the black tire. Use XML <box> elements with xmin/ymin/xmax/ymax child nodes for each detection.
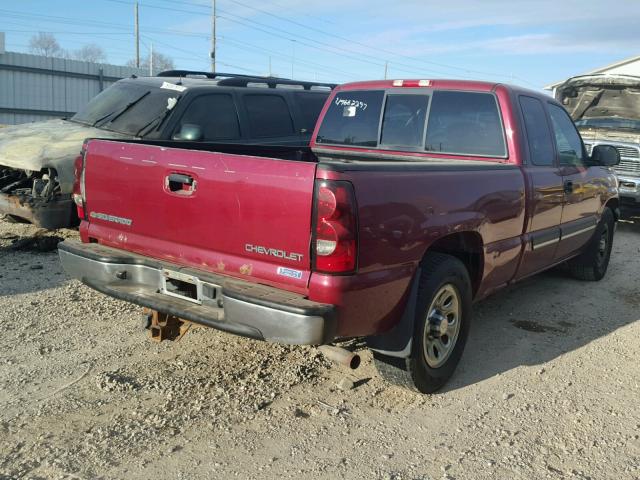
<box><xmin>373</xmin><ymin>252</ymin><xmax>472</xmax><ymax>394</ymax></box>
<box><xmin>567</xmin><ymin>208</ymin><xmax>615</xmax><ymax>281</ymax></box>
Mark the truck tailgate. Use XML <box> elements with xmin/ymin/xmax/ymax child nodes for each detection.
<box><xmin>82</xmin><ymin>140</ymin><xmax>316</xmax><ymax>293</ymax></box>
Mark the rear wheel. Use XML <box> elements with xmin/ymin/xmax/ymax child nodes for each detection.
<box><xmin>373</xmin><ymin>252</ymin><xmax>472</xmax><ymax>394</ymax></box>
<box><xmin>567</xmin><ymin>208</ymin><xmax>615</xmax><ymax>281</ymax></box>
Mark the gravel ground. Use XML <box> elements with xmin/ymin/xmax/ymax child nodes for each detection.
<box><xmin>0</xmin><ymin>213</ymin><xmax>639</xmax><ymax>480</ymax></box>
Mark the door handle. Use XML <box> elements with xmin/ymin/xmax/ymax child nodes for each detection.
<box><xmin>168</xmin><ymin>173</ymin><xmax>193</xmax><ymax>185</ymax></box>
<box><xmin>165</xmin><ymin>173</ymin><xmax>196</xmax><ymax>194</ymax></box>
<box><xmin>563</xmin><ymin>180</ymin><xmax>574</xmax><ymax>194</ymax></box>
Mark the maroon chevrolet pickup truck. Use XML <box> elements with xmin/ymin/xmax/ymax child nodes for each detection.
<box><xmin>58</xmin><ymin>79</ymin><xmax>621</xmax><ymax>393</ymax></box>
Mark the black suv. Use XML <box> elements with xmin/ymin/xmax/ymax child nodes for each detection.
<box><xmin>72</xmin><ymin>70</ymin><xmax>336</xmax><ymax>145</ymax></box>
<box><xmin>0</xmin><ymin>71</ymin><xmax>335</xmax><ymax>229</ymax></box>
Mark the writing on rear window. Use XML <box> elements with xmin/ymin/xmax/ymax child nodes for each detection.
<box><xmin>335</xmin><ymin>97</ymin><xmax>368</xmax><ymax>110</ymax></box>
<box><xmin>316</xmin><ymin>89</ymin><xmax>506</xmax><ymax>157</ymax></box>
<box><xmin>315</xmin><ymin>90</ymin><xmax>384</xmax><ymax>147</ymax></box>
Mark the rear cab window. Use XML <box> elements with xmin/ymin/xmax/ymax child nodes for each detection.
<box><xmin>315</xmin><ymin>90</ymin><xmax>384</xmax><ymax>147</ymax></box>
<box><xmin>315</xmin><ymin>88</ymin><xmax>506</xmax><ymax>157</ymax></box>
<box><xmin>425</xmin><ymin>91</ymin><xmax>505</xmax><ymax>157</ymax></box>
<box><xmin>381</xmin><ymin>94</ymin><xmax>429</xmax><ymax>148</ymax></box>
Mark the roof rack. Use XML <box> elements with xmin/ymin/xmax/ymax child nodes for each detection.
<box><xmin>158</xmin><ymin>70</ymin><xmax>273</xmax><ymax>80</ymax></box>
<box><xmin>157</xmin><ymin>70</ymin><xmax>337</xmax><ymax>91</ymax></box>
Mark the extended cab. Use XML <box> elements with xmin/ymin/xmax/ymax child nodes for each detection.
<box><xmin>59</xmin><ymin>79</ymin><xmax>620</xmax><ymax>393</ymax></box>
<box><xmin>0</xmin><ymin>71</ymin><xmax>334</xmax><ymax>229</ymax></box>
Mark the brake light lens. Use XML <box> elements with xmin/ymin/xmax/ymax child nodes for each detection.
<box><xmin>391</xmin><ymin>79</ymin><xmax>431</xmax><ymax>87</ymax></box>
<box><xmin>313</xmin><ymin>180</ymin><xmax>358</xmax><ymax>273</ymax></box>
<box><xmin>72</xmin><ymin>142</ymin><xmax>87</xmax><ymax>220</ymax></box>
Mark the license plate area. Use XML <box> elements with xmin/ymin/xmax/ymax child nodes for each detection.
<box><xmin>160</xmin><ymin>269</ymin><xmax>223</xmax><ymax>307</ymax></box>
<box><xmin>161</xmin><ymin>269</ymin><xmax>201</xmax><ymax>304</ymax></box>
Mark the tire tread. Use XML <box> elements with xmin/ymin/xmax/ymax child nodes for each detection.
<box><xmin>567</xmin><ymin>208</ymin><xmax>615</xmax><ymax>282</ymax></box>
<box><xmin>373</xmin><ymin>252</ymin><xmax>471</xmax><ymax>394</ymax></box>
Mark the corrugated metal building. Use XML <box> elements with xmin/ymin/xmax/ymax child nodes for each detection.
<box><xmin>0</xmin><ymin>33</ymin><xmax>145</xmax><ymax>125</ymax></box>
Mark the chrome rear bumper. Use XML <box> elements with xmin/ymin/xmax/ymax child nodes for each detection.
<box><xmin>58</xmin><ymin>240</ymin><xmax>336</xmax><ymax>345</ymax></box>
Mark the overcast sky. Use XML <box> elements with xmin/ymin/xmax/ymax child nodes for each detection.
<box><xmin>2</xmin><ymin>0</ymin><xmax>639</xmax><ymax>89</ymax></box>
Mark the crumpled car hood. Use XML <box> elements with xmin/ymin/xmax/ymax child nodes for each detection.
<box><xmin>0</xmin><ymin>119</ymin><xmax>130</xmax><ymax>192</ymax></box>
<box><xmin>555</xmin><ymin>74</ymin><xmax>640</xmax><ymax>122</ymax></box>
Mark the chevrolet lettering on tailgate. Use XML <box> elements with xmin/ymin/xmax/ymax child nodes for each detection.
<box><xmin>245</xmin><ymin>244</ymin><xmax>304</xmax><ymax>262</ymax></box>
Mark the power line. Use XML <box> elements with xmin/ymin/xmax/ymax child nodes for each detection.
<box><xmin>219</xmin><ymin>36</ymin><xmax>360</xmax><ymax>79</ymax></box>
<box><xmin>103</xmin><ymin>0</ymin><xmax>447</xmax><ymax>77</ymax></box>
<box><xmin>2</xmin><ymin>3</ymin><xmax>444</xmax><ymax>79</ymax></box>
<box><xmin>1</xmin><ymin>29</ymin><xmax>130</xmax><ymax>36</ymax></box>
<box><xmin>0</xmin><ymin>8</ymin><xmax>211</xmax><ymax>39</ymax></box>
<box><xmin>1</xmin><ymin>3</ymin><xmax>538</xmax><ymax>86</ymax></box>
<box><xmin>224</xmin><ymin>0</ymin><xmax>527</xmax><ymax>81</ymax></box>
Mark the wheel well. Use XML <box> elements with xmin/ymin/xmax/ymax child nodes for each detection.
<box><xmin>605</xmin><ymin>198</ymin><xmax>620</xmax><ymax>221</ymax></box>
<box><xmin>424</xmin><ymin>232</ymin><xmax>484</xmax><ymax>296</ymax></box>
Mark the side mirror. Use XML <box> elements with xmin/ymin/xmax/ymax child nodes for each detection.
<box><xmin>172</xmin><ymin>123</ymin><xmax>203</xmax><ymax>141</ymax></box>
<box><xmin>591</xmin><ymin>144</ymin><xmax>620</xmax><ymax>166</ymax></box>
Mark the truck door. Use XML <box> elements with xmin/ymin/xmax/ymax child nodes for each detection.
<box><xmin>515</xmin><ymin>95</ymin><xmax>564</xmax><ymax>279</ymax></box>
<box><xmin>547</xmin><ymin>103</ymin><xmax>601</xmax><ymax>260</ymax></box>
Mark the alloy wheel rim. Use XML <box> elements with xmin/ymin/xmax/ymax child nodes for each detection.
<box><xmin>423</xmin><ymin>284</ymin><xmax>462</xmax><ymax>368</ymax></box>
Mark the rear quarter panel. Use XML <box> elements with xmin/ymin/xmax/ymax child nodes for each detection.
<box><xmin>311</xmin><ymin>162</ymin><xmax>526</xmax><ymax>336</ymax></box>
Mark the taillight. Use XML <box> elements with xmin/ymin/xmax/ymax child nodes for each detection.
<box><xmin>72</xmin><ymin>142</ymin><xmax>87</xmax><ymax>220</ymax></box>
<box><xmin>312</xmin><ymin>180</ymin><xmax>358</xmax><ymax>274</ymax></box>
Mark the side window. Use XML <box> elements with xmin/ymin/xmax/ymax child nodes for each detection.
<box><xmin>519</xmin><ymin>96</ymin><xmax>554</xmax><ymax>166</ymax></box>
<box><xmin>293</xmin><ymin>92</ymin><xmax>329</xmax><ymax>133</ymax></box>
<box><xmin>174</xmin><ymin>94</ymin><xmax>240</xmax><ymax>141</ymax></box>
<box><xmin>243</xmin><ymin>94</ymin><xmax>295</xmax><ymax>137</ymax></box>
<box><xmin>425</xmin><ymin>91</ymin><xmax>506</xmax><ymax>157</ymax></box>
<box><xmin>315</xmin><ymin>90</ymin><xmax>385</xmax><ymax>147</ymax></box>
<box><xmin>548</xmin><ymin>103</ymin><xmax>585</xmax><ymax>166</ymax></box>
<box><xmin>380</xmin><ymin>94</ymin><xmax>429</xmax><ymax>148</ymax></box>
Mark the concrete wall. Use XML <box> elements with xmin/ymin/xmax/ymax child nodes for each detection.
<box><xmin>0</xmin><ymin>50</ymin><xmax>146</xmax><ymax>125</ymax></box>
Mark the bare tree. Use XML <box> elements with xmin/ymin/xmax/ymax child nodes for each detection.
<box><xmin>29</xmin><ymin>32</ymin><xmax>64</xmax><ymax>57</ymax></box>
<box><xmin>127</xmin><ymin>51</ymin><xmax>174</xmax><ymax>75</ymax></box>
<box><xmin>73</xmin><ymin>44</ymin><xmax>107</xmax><ymax>63</ymax></box>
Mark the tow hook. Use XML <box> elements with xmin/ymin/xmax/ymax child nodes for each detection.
<box><xmin>142</xmin><ymin>308</ymin><xmax>192</xmax><ymax>342</ymax></box>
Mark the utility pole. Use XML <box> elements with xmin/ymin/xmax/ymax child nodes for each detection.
<box><xmin>268</xmin><ymin>56</ymin><xmax>272</xmax><ymax>76</ymax></box>
<box><xmin>134</xmin><ymin>1</ymin><xmax>140</xmax><ymax>68</ymax></box>
<box><xmin>149</xmin><ymin>42</ymin><xmax>153</xmax><ymax>76</ymax></box>
<box><xmin>384</xmin><ymin>61</ymin><xmax>388</xmax><ymax>80</ymax></box>
<box><xmin>290</xmin><ymin>40</ymin><xmax>295</xmax><ymax>79</ymax></box>
<box><xmin>211</xmin><ymin>0</ymin><xmax>216</xmax><ymax>72</ymax></box>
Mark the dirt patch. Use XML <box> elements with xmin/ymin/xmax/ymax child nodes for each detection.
<box><xmin>0</xmin><ymin>218</ymin><xmax>639</xmax><ymax>480</ymax></box>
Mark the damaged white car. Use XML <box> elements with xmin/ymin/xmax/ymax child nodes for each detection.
<box><xmin>556</xmin><ymin>74</ymin><xmax>640</xmax><ymax>206</ymax></box>
<box><xmin>0</xmin><ymin>71</ymin><xmax>334</xmax><ymax>229</ymax></box>
<box><xmin>0</xmin><ymin>76</ymin><xmax>183</xmax><ymax>229</ymax></box>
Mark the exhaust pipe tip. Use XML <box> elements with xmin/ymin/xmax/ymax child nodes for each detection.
<box><xmin>318</xmin><ymin>345</ymin><xmax>361</xmax><ymax>370</ymax></box>
<box><xmin>348</xmin><ymin>353</ymin><xmax>361</xmax><ymax>370</ymax></box>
